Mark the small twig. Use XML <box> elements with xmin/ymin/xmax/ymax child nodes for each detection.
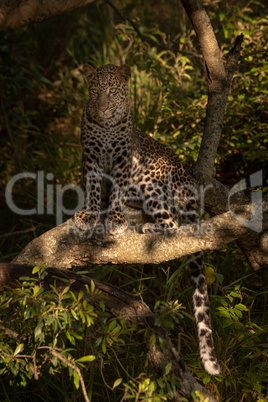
<box><xmin>120</xmin><ymin>386</ymin><xmax>129</xmax><ymax>402</ymax></box>
<box><xmin>113</xmin><ymin>349</ymin><xmax>138</xmax><ymax>383</ymax></box>
<box><xmin>0</xmin><ymin>226</ymin><xmax>39</xmax><ymax>239</ymax></box>
<box><xmin>103</xmin><ymin>0</ymin><xmax>176</xmax><ymax>51</ymax></box>
<box><xmin>2</xmin><ymin>353</ymin><xmax>32</xmax><ymax>359</ymax></box>
<box><xmin>39</xmin><ymin>346</ymin><xmax>90</xmax><ymax>402</ymax></box>
<box><xmin>100</xmin><ymin>356</ymin><xmax>113</xmax><ymax>391</ymax></box>
<box><xmin>240</xmin><ymin>48</ymin><xmax>268</xmax><ymax>61</ymax></box>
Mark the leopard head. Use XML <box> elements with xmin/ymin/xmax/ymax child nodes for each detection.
<box><xmin>83</xmin><ymin>64</ymin><xmax>131</xmax><ymax>123</ymax></box>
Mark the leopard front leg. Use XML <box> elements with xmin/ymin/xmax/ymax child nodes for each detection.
<box><xmin>74</xmin><ymin>160</ymin><xmax>102</xmax><ymax>231</ymax></box>
<box><xmin>105</xmin><ymin>161</ymin><xmax>130</xmax><ymax>235</ymax></box>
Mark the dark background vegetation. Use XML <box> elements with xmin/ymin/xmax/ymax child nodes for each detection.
<box><xmin>0</xmin><ymin>0</ymin><xmax>267</xmax><ymax>400</ymax></box>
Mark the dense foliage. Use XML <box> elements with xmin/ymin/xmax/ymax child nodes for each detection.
<box><xmin>0</xmin><ymin>0</ymin><xmax>267</xmax><ymax>400</ymax></box>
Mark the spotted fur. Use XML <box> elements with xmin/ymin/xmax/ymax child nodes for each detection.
<box><xmin>74</xmin><ymin>64</ymin><xmax>220</xmax><ymax>375</ymax></box>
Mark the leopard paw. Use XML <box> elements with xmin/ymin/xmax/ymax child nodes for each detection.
<box><xmin>142</xmin><ymin>223</ymin><xmax>162</xmax><ymax>234</ymax></box>
<box><xmin>142</xmin><ymin>222</ymin><xmax>178</xmax><ymax>234</ymax></box>
<box><xmin>105</xmin><ymin>211</ymin><xmax>128</xmax><ymax>235</ymax></box>
<box><xmin>74</xmin><ymin>210</ymin><xmax>100</xmax><ymax>231</ymax></box>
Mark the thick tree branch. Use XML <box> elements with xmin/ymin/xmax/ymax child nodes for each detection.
<box><xmin>179</xmin><ymin>1</ymin><xmax>266</xmax><ymax>269</ymax></box>
<box><xmin>0</xmin><ymin>0</ymin><xmax>95</xmax><ymax>31</ymax></box>
<box><xmin>181</xmin><ymin>0</ymin><xmax>243</xmax><ymax>184</ymax></box>
<box><xmin>181</xmin><ymin>0</ymin><xmax>227</xmax><ymax>92</ymax></box>
<box><xmin>193</xmin><ymin>34</ymin><xmax>243</xmax><ymax>184</ymax></box>
<box><xmin>0</xmin><ymin>262</ymin><xmax>217</xmax><ymax>401</ymax></box>
<box><xmin>12</xmin><ymin>203</ymin><xmax>267</xmax><ymax>269</ymax></box>
<box><xmin>194</xmin><ymin>176</ymin><xmax>268</xmax><ymax>270</ymax></box>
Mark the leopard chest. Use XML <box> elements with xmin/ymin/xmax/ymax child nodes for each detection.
<box><xmin>82</xmin><ymin>123</ymin><xmax>132</xmax><ymax>176</ymax></box>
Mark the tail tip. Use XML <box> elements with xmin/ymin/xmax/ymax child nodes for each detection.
<box><xmin>204</xmin><ymin>360</ymin><xmax>221</xmax><ymax>375</ymax></box>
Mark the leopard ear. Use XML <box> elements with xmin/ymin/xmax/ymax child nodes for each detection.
<box><xmin>83</xmin><ymin>64</ymin><xmax>97</xmax><ymax>84</ymax></box>
<box><xmin>115</xmin><ymin>64</ymin><xmax>131</xmax><ymax>83</ymax></box>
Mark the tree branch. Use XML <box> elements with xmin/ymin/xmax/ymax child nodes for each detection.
<box><xmin>181</xmin><ymin>0</ymin><xmax>243</xmax><ymax>184</ymax></box>
<box><xmin>40</xmin><ymin>347</ymin><xmax>90</xmax><ymax>402</ymax></box>
<box><xmin>11</xmin><ymin>203</ymin><xmax>267</xmax><ymax>269</ymax></box>
<box><xmin>0</xmin><ymin>0</ymin><xmax>95</xmax><ymax>31</ymax></box>
<box><xmin>179</xmin><ymin>1</ymin><xmax>267</xmax><ymax>269</ymax></box>
<box><xmin>181</xmin><ymin>0</ymin><xmax>227</xmax><ymax>92</ymax></box>
<box><xmin>240</xmin><ymin>48</ymin><xmax>268</xmax><ymax>61</ymax></box>
<box><xmin>0</xmin><ymin>262</ymin><xmax>218</xmax><ymax>401</ymax></box>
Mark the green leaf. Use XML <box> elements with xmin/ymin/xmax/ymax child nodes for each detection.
<box><xmin>33</xmin><ymin>285</ymin><xmax>40</xmax><ymax>296</ymax></box>
<box><xmin>34</xmin><ymin>322</ymin><xmax>43</xmax><ymax>342</ymax></box>
<box><xmin>217</xmin><ymin>307</ymin><xmax>230</xmax><ymax>318</ymax></box>
<box><xmin>235</xmin><ymin>303</ymin><xmax>248</xmax><ymax>311</ymax></box>
<box><xmin>223</xmin><ymin>318</ymin><xmax>233</xmax><ymax>328</ymax></box>
<box><xmin>205</xmin><ymin>265</ymin><xmax>216</xmax><ymax>284</ymax></box>
<box><xmin>108</xmin><ymin>320</ymin><xmax>117</xmax><ymax>332</ymax></box>
<box><xmin>99</xmin><ymin>300</ymin><xmax>105</xmax><ymax>312</ymax></box>
<box><xmin>113</xmin><ymin>378</ymin><xmax>122</xmax><ymax>389</ymax></box>
<box><xmin>51</xmin><ymin>356</ymin><xmax>58</xmax><ymax>367</ymax></box>
<box><xmin>214</xmin><ymin>273</ymin><xmax>224</xmax><ymax>283</ymax></box>
<box><xmin>61</xmin><ymin>285</ymin><xmax>70</xmax><ymax>296</ymax></box>
<box><xmin>73</xmin><ymin>370</ymin><xmax>80</xmax><ymax>389</ymax></box>
<box><xmin>32</xmin><ymin>266</ymin><xmax>41</xmax><ymax>274</ymax></box>
<box><xmin>203</xmin><ymin>374</ymin><xmax>211</xmax><ymax>385</ymax></box>
<box><xmin>66</xmin><ymin>331</ymin><xmax>75</xmax><ymax>344</ymax></box>
<box><xmin>14</xmin><ymin>343</ymin><xmax>24</xmax><ymax>356</ymax></box>
<box><xmin>102</xmin><ymin>338</ymin><xmax>107</xmax><ymax>354</ymax></box>
<box><xmin>70</xmin><ymin>331</ymin><xmax>83</xmax><ymax>340</ymax></box>
<box><xmin>230</xmin><ymin>291</ymin><xmax>240</xmax><ymax>298</ymax></box>
<box><xmin>148</xmin><ymin>380</ymin><xmax>156</xmax><ymax>394</ymax></box>
<box><xmin>71</xmin><ymin>310</ymin><xmax>79</xmax><ymax>320</ymax></box>
<box><xmin>76</xmin><ymin>355</ymin><xmax>95</xmax><ymax>363</ymax></box>
<box><xmin>164</xmin><ymin>361</ymin><xmax>172</xmax><ymax>375</ymax></box>
<box><xmin>149</xmin><ymin>333</ymin><xmax>156</xmax><ymax>346</ymax></box>
<box><xmin>158</xmin><ymin>336</ymin><xmax>166</xmax><ymax>349</ymax></box>
<box><xmin>234</xmin><ymin>308</ymin><xmax>243</xmax><ymax>318</ymax></box>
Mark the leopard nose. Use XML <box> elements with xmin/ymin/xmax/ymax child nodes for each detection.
<box><xmin>98</xmin><ymin>94</ymin><xmax>109</xmax><ymax>112</ymax></box>
<box><xmin>98</xmin><ymin>105</ymin><xmax>108</xmax><ymax>112</ymax></box>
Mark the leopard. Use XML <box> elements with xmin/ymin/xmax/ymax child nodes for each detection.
<box><xmin>74</xmin><ymin>63</ymin><xmax>221</xmax><ymax>375</ymax></box>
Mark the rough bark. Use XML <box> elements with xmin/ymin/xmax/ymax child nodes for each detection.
<box><xmin>0</xmin><ymin>262</ymin><xmax>217</xmax><ymax>401</ymax></box>
<box><xmin>192</xmin><ymin>34</ymin><xmax>243</xmax><ymax>184</ymax></box>
<box><xmin>0</xmin><ymin>0</ymin><xmax>95</xmax><ymax>31</ymax></box>
<box><xmin>12</xmin><ymin>203</ymin><xmax>267</xmax><ymax>269</ymax></box>
<box><xmin>180</xmin><ymin>0</ymin><xmax>267</xmax><ymax>269</ymax></box>
<box><xmin>181</xmin><ymin>0</ymin><xmax>227</xmax><ymax>93</ymax></box>
<box><xmin>181</xmin><ymin>0</ymin><xmax>243</xmax><ymax>185</ymax></box>
<box><xmin>203</xmin><ymin>182</ymin><xmax>268</xmax><ymax>270</ymax></box>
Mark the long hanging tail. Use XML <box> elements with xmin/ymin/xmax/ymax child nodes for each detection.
<box><xmin>182</xmin><ymin>191</ymin><xmax>221</xmax><ymax>375</ymax></box>
<box><xmin>188</xmin><ymin>251</ymin><xmax>221</xmax><ymax>375</ymax></box>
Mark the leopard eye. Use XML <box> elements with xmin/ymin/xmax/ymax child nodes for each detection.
<box><xmin>109</xmin><ymin>88</ymin><xmax>117</xmax><ymax>94</ymax></box>
<box><xmin>90</xmin><ymin>88</ymin><xmax>99</xmax><ymax>95</ymax></box>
